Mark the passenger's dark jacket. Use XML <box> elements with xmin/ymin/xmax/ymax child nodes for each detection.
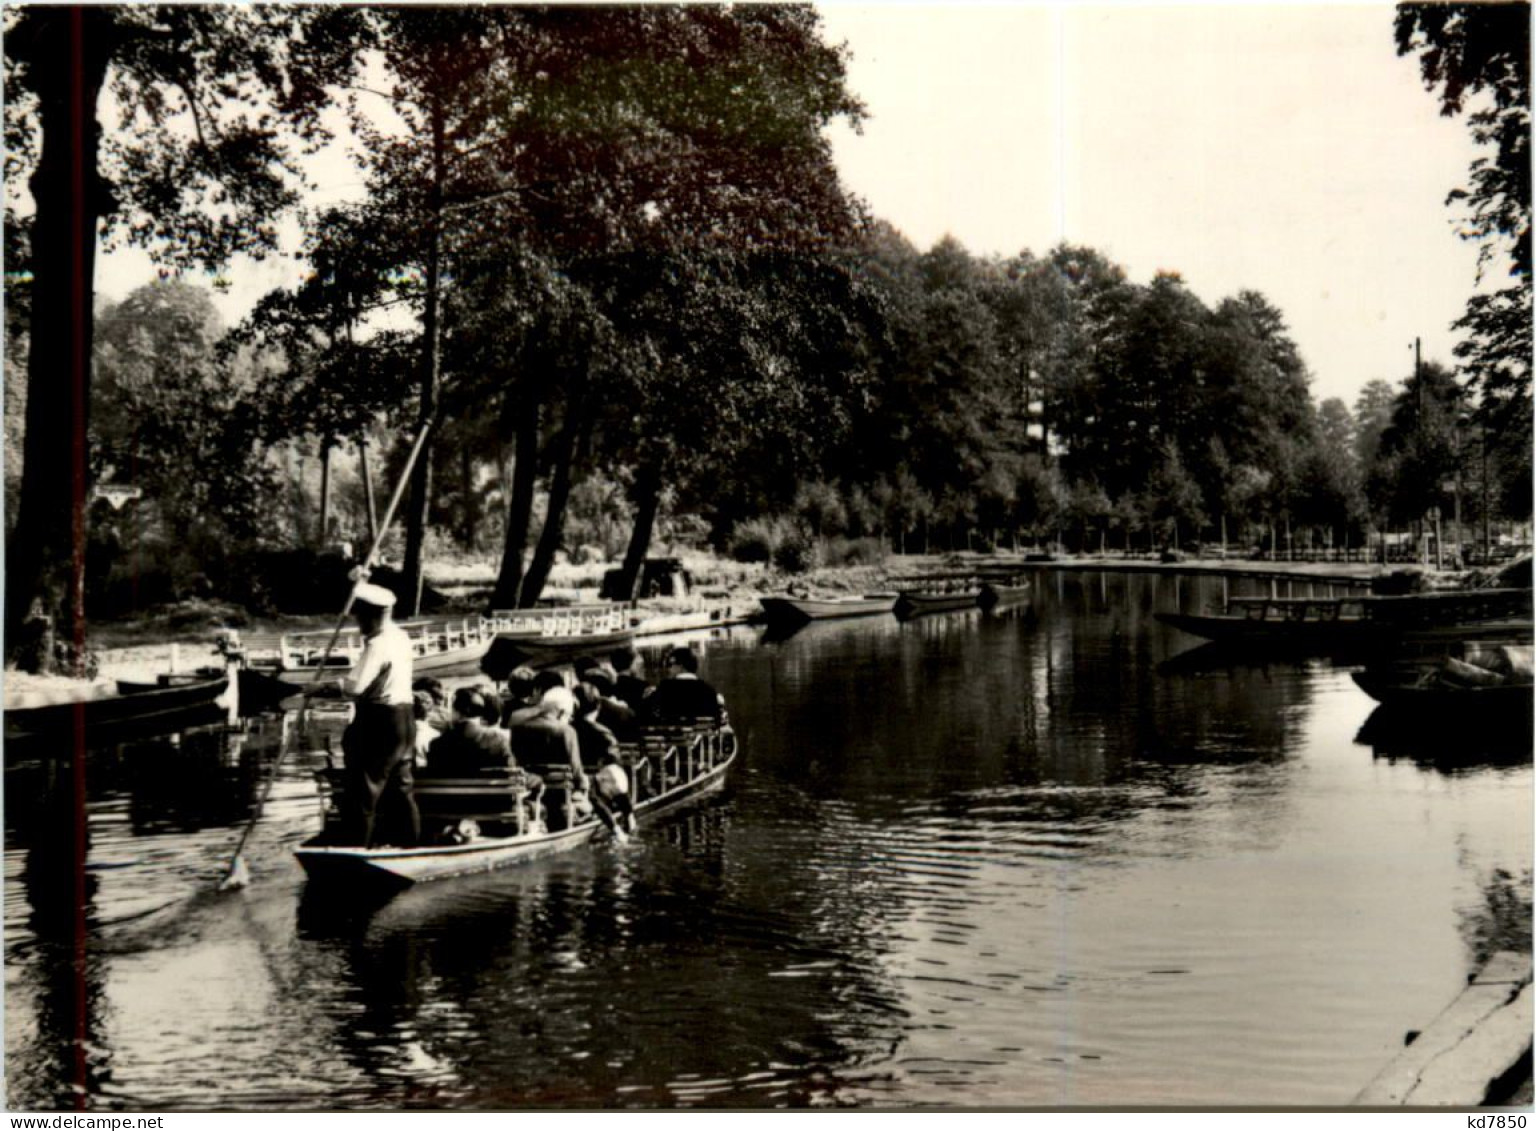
<box><xmin>424</xmin><ymin>720</ymin><xmax>513</xmax><ymax>777</ymax></box>
<box><xmin>641</xmin><ymin>675</ymin><xmax>723</xmax><ymax>724</ymax></box>
<box><xmin>511</xmin><ymin>714</ymin><xmax>587</xmax><ymax>790</ymax></box>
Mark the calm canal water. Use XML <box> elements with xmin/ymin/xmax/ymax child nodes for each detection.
<box><xmin>5</xmin><ymin>570</ymin><xmax>1531</xmax><ymax>1109</ymax></box>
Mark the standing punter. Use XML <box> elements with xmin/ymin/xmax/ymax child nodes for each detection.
<box><xmin>338</xmin><ymin>581</ymin><xmax>420</xmax><ymax>847</ymax></box>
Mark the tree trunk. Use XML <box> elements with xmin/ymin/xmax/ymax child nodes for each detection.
<box><xmin>459</xmin><ymin>444</ymin><xmax>475</xmax><ymax>550</ymax></box>
<box><xmin>400</xmin><ymin>91</ymin><xmax>445</xmax><ymax>617</ymax></box>
<box><xmin>518</xmin><ymin>405</ymin><xmax>590</xmax><ymax>607</ymax></box>
<box><xmin>613</xmin><ymin>464</ymin><xmax>662</xmax><ymax>602</ymax></box>
<box><xmin>358</xmin><ymin>433</ymin><xmax>378</xmax><ymax>546</ymax></box>
<box><xmin>491</xmin><ymin>397</ymin><xmax>540</xmax><ymax>608</ymax></box>
<box><xmin>317</xmin><ymin>435</ymin><xmax>332</xmax><ymax>548</ymax></box>
<box><xmin>5</xmin><ymin>10</ymin><xmax>114</xmax><ymax>673</ymax></box>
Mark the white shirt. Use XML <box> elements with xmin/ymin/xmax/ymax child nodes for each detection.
<box><xmin>341</xmin><ymin>621</ymin><xmax>414</xmax><ymax>706</ymax></box>
<box><xmin>595</xmin><ymin>762</ymin><xmax>628</xmax><ymax>798</ymax></box>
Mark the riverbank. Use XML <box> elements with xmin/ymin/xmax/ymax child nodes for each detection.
<box><xmin>39</xmin><ymin>552</ymin><xmax>1478</xmax><ymax>684</ymax></box>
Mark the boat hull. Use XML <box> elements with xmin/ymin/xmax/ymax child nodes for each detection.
<box><xmin>274</xmin><ymin>641</ymin><xmax>488</xmax><ymax>684</ymax></box>
<box><xmin>1351</xmin><ymin>670</ymin><xmax>1534</xmax><ymax>710</ymax></box>
<box><xmin>758</xmin><ymin>595</ymin><xmax>898</xmax><ymax>625</ymax></box>
<box><xmin>4</xmin><ymin>675</ymin><xmax>230</xmax><ymax>742</ymax></box>
<box><xmin>482</xmin><ymin>629</ymin><xmax>637</xmax><ymax>677</ymax></box>
<box><xmin>1157</xmin><ymin>610</ymin><xmax>1531</xmax><ymax>651</ymax></box>
<box><xmin>296</xmin><ymin>746</ymin><xmax>735</xmax><ymax>888</ymax></box>
<box><xmin>977</xmin><ymin>582</ymin><xmax>1031</xmax><ymax>610</ymax></box>
<box><xmin>894</xmin><ymin>591</ymin><xmax>981</xmax><ymax>619</ymax></box>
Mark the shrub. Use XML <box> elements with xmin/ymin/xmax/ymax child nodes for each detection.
<box><xmin>773</xmin><ymin>532</ymin><xmax>818</xmax><ymax>573</ymax></box>
<box><xmin>729</xmin><ymin>515</ymin><xmax>791</xmax><ymax>563</ymax></box>
<box><xmin>823</xmin><ymin>535</ymin><xmax>887</xmax><ymax>567</ymax></box>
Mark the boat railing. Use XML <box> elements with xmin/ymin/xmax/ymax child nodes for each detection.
<box><xmin>1362</xmin><ymin>588</ymin><xmax>1533</xmax><ymax>627</ymax></box>
<box><xmin>1227</xmin><ymin>597</ymin><xmax>1365</xmax><ymax>622</ymax></box>
<box><xmin>890</xmin><ymin>572</ymin><xmax>983</xmax><ymax>595</ymax></box>
<box><xmin>623</xmin><ymin>719</ymin><xmax>734</xmax><ymax>801</ymax></box>
<box><xmin>487</xmin><ymin>605</ymin><xmax>630</xmax><ymax>637</ymax></box>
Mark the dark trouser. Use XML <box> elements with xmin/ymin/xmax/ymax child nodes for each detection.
<box><xmin>342</xmin><ymin>703</ymin><xmax>420</xmax><ymax>847</ymax></box>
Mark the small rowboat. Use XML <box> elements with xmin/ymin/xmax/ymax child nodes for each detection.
<box><xmin>757</xmin><ymin>594</ymin><xmax>899</xmax><ymax>626</ymax></box>
<box><xmin>1352</xmin><ymin>642</ymin><xmax>1533</xmax><ymax>712</ymax></box>
<box><xmin>4</xmin><ymin>673</ymin><xmax>231</xmax><ymax>742</ymax></box>
<box><xmin>893</xmin><ymin>589</ymin><xmax>981</xmax><ymax>619</ymax></box>
<box><xmin>1351</xmin><ymin>670</ymin><xmax>1534</xmax><ymax>711</ymax></box>
<box><xmin>295</xmin><ymin>723</ymin><xmax>737</xmax><ymax>890</ymax></box>
<box><xmin>977</xmin><ymin>578</ymin><xmax>1031</xmax><ymax>610</ymax></box>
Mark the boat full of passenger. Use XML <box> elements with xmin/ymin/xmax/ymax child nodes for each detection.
<box><xmin>294</xmin><ymin>719</ymin><xmax>736</xmax><ymax>889</ymax></box>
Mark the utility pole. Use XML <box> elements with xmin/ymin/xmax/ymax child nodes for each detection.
<box><xmin>1414</xmin><ymin>337</ymin><xmax>1425</xmax><ymax>563</ymax></box>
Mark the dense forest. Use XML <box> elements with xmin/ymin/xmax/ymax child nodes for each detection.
<box><xmin>4</xmin><ymin>5</ymin><xmax>1530</xmax><ymax>668</ymax></box>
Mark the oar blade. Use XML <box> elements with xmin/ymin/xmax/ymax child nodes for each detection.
<box><xmin>219</xmin><ymin>855</ymin><xmax>252</xmax><ymax>892</ymax></box>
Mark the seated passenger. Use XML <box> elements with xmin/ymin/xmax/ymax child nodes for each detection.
<box><xmin>572</xmin><ymin>681</ymin><xmax>621</xmax><ymax>766</ymax></box>
<box><xmin>609</xmin><ymin>646</ymin><xmax>650</xmax><ymax>712</ymax></box>
<box><xmin>411</xmin><ymin>689</ymin><xmax>442</xmax><ymax>765</ymax></box>
<box><xmin>641</xmin><ymin>646</ymin><xmax>724</xmax><ymax>725</ymax></box>
<box><xmin>498</xmin><ymin>666</ymin><xmax>538</xmax><ymax>728</ymax></box>
<box><xmin>580</xmin><ymin>668</ymin><xmax>638</xmax><ymax>739</ymax></box>
<box><xmin>503</xmin><ymin>669</ymin><xmax>568</xmax><ymax>728</ymax></box>
<box><xmin>425</xmin><ymin>687</ymin><xmax>515</xmax><ymax>777</ymax></box>
<box><xmin>510</xmin><ymin>686</ymin><xmax>589</xmax><ymax>828</ymax></box>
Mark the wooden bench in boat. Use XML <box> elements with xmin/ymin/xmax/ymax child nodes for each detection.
<box><xmin>317</xmin><ymin>765</ymin><xmax>538</xmax><ymax>840</ymax></box>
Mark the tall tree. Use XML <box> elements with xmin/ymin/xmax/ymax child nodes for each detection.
<box><xmin>1396</xmin><ymin>2</ymin><xmax>1532</xmax><ymax>518</ymax></box>
<box><xmin>3</xmin><ymin>6</ymin><xmax>359</xmax><ymax>669</ymax></box>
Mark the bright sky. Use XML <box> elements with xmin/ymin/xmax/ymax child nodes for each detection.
<box><xmin>94</xmin><ymin>2</ymin><xmax>1487</xmax><ymax>411</ymax></box>
<box><xmin>816</xmin><ymin>1</ymin><xmax>1486</xmax><ymax>407</ymax></box>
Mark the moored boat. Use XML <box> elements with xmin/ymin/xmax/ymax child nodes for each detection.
<box><xmin>295</xmin><ymin>722</ymin><xmax>737</xmax><ymax>889</ymax></box>
<box><xmin>481</xmin><ymin>605</ymin><xmax>637</xmax><ymax>676</ymax></box>
<box><xmin>4</xmin><ymin>673</ymin><xmax>232</xmax><ymax>742</ymax></box>
<box><xmin>757</xmin><ymin>593</ymin><xmax>899</xmax><ymax>626</ymax></box>
<box><xmin>1352</xmin><ymin>642</ymin><xmax>1533</xmax><ymax>710</ymax></box>
<box><xmin>893</xmin><ymin>589</ymin><xmax>981</xmax><ymax>619</ymax></box>
<box><xmin>1156</xmin><ymin>588</ymin><xmax>1532</xmax><ymax>653</ymax></box>
<box><xmin>977</xmin><ymin>577</ymin><xmax>1031</xmax><ymax>610</ymax></box>
<box><xmin>244</xmin><ymin>615</ymin><xmax>499</xmax><ymax>683</ymax></box>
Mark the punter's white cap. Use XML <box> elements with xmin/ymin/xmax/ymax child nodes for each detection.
<box><xmin>352</xmin><ymin>582</ymin><xmax>397</xmax><ymax>609</ymax></box>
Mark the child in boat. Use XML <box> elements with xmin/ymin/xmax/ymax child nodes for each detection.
<box><xmin>593</xmin><ymin>751</ymin><xmax>635</xmax><ymax>837</ymax></box>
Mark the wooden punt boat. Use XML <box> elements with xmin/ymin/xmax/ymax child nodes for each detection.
<box><xmin>757</xmin><ymin>593</ymin><xmax>899</xmax><ymax>626</ymax></box>
<box><xmin>893</xmin><ymin>589</ymin><xmax>981</xmax><ymax>619</ymax></box>
<box><xmin>1351</xmin><ymin>670</ymin><xmax>1533</xmax><ymax>711</ymax></box>
<box><xmin>243</xmin><ymin>615</ymin><xmax>498</xmax><ymax>684</ymax></box>
<box><xmin>480</xmin><ymin>605</ymin><xmax>637</xmax><ymax>676</ymax></box>
<box><xmin>4</xmin><ymin>673</ymin><xmax>231</xmax><ymax>742</ymax></box>
<box><xmin>977</xmin><ymin>578</ymin><xmax>1031</xmax><ymax>610</ymax></box>
<box><xmin>1352</xmin><ymin>641</ymin><xmax>1533</xmax><ymax>710</ymax></box>
<box><xmin>1156</xmin><ymin>588</ymin><xmax>1532</xmax><ymax>651</ymax></box>
<box><xmin>295</xmin><ymin>723</ymin><xmax>737</xmax><ymax>890</ymax></box>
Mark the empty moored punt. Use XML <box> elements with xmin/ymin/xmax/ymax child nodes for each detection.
<box><xmin>4</xmin><ymin>673</ymin><xmax>232</xmax><ymax>742</ymax></box>
<box><xmin>977</xmin><ymin>577</ymin><xmax>1031</xmax><ymax>610</ymax></box>
<box><xmin>891</xmin><ymin>572</ymin><xmax>984</xmax><ymax>619</ymax></box>
<box><xmin>757</xmin><ymin>594</ymin><xmax>899</xmax><ymax>626</ymax></box>
<box><xmin>243</xmin><ymin>615</ymin><xmax>500</xmax><ymax>683</ymax></box>
<box><xmin>481</xmin><ymin>605</ymin><xmax>637</xmax><ymax>676</ymax></box>
<box><xmin>295</xmin><ymin>721</ymin><xmax>737</xmax><ymax>889</ymax></box>
<box><xmin>1156</xmin><ymin>588</ymin><xmax>1532</xmax><ymax>651</ymax></box>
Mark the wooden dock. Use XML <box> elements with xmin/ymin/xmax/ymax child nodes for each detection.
<box><xmin>1355</xmin><ymin>951</ymin><xmax>1532</xmax><ymax>1107</ymax></box>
